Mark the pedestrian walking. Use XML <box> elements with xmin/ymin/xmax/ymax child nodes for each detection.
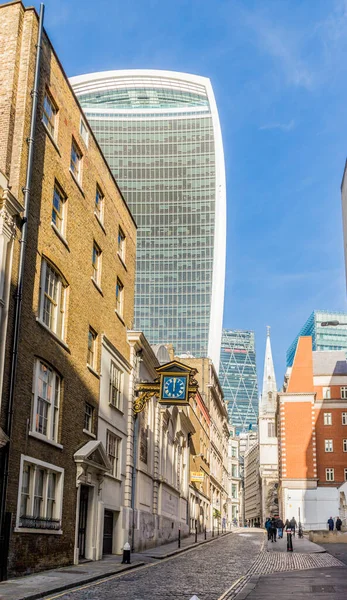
<box><xmin>290</xmin><ymin>516</ymin><xmax>297</xmax><ymax>537</ymax></box>
<box><xmin>265</xmin><ymin>518</ymin><xmax>272</xmax><ymax>540</ymax></box>
<box><xmin>285</xmin><ymin>519</ymin><xmax>294</xmax><ymax>552</ymax></box>
<box><xmin>276</xmin><ymin>517</ymin><xmax>284</xmax><ymax>539</ymax></box>
<box><xmin>270</xmin><ymin>517</ymin><xmax>277</xmax><ymax>542</ymax></box>
<box><xmin>328</xmin><ymin>517</ymin><xmax>334</xmax><ymax>531</ymax></box>
<box><xmin>336</xmin><ymin>517</ymin><xmax>342</xmax><ymax>531</ymax></box>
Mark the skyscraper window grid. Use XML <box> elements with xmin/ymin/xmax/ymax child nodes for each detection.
<box><xmin>219</xmin><ymin>329</ymin><xmax>259</xmax><ymax>434</ymax></box>
<box><xmin>71</xmin><ymin>71</ymin><xmax>226</xmax><ymax>369</ymax></box>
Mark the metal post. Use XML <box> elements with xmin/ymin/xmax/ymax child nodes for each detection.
<box><xmin>204</xmin><ymin>526</ymin><xmax>207</xmax><ymax>540</ymax></box>
<box><xmin>195</xmin><ymin>521</ymin><xmax>198</xmax><ymax>543</ymax></box>
<box><xmin>218</xmin><ymin>522</ymin><xmax>220</xmax><ymax>536</ymax></box>
<box><xmin>178</xmin><ymin>527</ymin><xmax>181</xmax><ymax>549</ymax></box>
<box><xmin>212</xmin><ymin>523</ymin><xmax>214</xmax><ymax>537</ymax></box>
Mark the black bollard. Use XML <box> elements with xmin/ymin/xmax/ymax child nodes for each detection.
<box><xmin>195</xmin><ymin>521</ymin><xmax>198</xmax><ymax>543</ymax></box>
<box><xmin>121</xmin><ymin>541</ymin><xmax>131</xmax><ymax>564</ymax></box>
<box><xmin>204</xmin><ymin>526</ymin><xmax>207</xmax><ymax>540</ymax></box>
<box><xmin>178</xmin><ymin>527</ymin><xmax>181</xmax><ymax>548</ymax></box>
<box><xmin>287</xmin><ymin>532</ymin><xmax>293</xmax><ymax>552</ymax></box>
<box><xmin>212</xmin><ymin>524</ymin><xmax>214</xmax><ymax>537</ymax></box>
<box><xmin>218</xmin><ymin>522</ymin><xmax>220</xmax><ymax>536</ymax></box>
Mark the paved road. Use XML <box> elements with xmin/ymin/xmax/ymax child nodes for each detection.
<box><xmin>45</xmin><ymin>531</ymin><xmax>264</xmax><ymax>600</ymax></box>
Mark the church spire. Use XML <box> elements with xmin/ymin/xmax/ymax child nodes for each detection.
<box><xmin>260</xmin><ymin>326</ymin><xmax>277</xmax><ymax>414</ymax></box>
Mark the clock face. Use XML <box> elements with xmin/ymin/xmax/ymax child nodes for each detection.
<box><xmin>162</xmin><ymin>375</ymin><xmax>187</xmax><ymax>400</ymax></box>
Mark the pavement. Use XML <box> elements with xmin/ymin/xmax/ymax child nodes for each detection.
<box><xmin>230</xmin><ymin>535</ymin><xmax>347</xmax><ymax>600</ymax></box>
<box><xmin>0</xmin><ymin>529</ymin><xmax>234</xmax><ymax>600</ymax></box>
<box><xmin>266</xmin><ymin>533</ymin><xmax>325</xmax><ymax>553</ymax></box>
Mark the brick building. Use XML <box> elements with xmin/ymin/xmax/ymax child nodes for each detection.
<box><xmin>278</xmin><ymin>336</ymin><xmax>347</xmax><ymax>530</ymax></box>
<box><xmin>0</xmin><ymin>0</ymin><xmax>136</xmax><ymax>578</ymax></box>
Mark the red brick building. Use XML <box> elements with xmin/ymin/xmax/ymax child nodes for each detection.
<box><xmin>278</xmin><ymin>336</ymin><xmax>347</xmax><ymax>530</ymax></box>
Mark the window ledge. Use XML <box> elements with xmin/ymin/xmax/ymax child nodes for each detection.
<box><xmin>109</xmin><ymin>403</ymin><xmax>124</xmax><ymax>415</ymax></box>
<box><xmin>51</xmin><ymin>222</ymin><xmax>70</xmax><ymax>251</ymax></box>
<box><xmin>117</xmin><ymin>252</ymin><xmax>127</xmax><ymax>271</ymax></box>
<box><xmin>91</xmin><ymin>277</ymin><xmax>103</xmax><ymax>296</ymax></box>
<box><xmin>87</xmin><ymin>364</ymin><xmax>100</xmax><ymax>379</ymax></box>
<box><xmin>42</xmin><ymin>121</ymin><xmax>61</xmax><ymax>155</ymax></box>
<box><xmin>36</xmin><ymin>318</ymin><xmax>70</xmax><ymax>353</ymax></box>
<box><xmin>14</xmin><ymin>527</ymin><xmax>63</xmax><ymax>535</ymax></box>
<box><xmin>69</xmin><ymin>168</ymin><xmax>85</xmax><ymax>196</ymax></box>
<box><xmin>83</xmin><ymin>428</ymin><xmax>96</xmax><ymax>439</ymax></box>
<box><xmin>115</xmin><ymin>310</ymin><xmax>125</xmax><ymax>326</ymax></box>
<box><xmin>94</xmin><ymin>211</ymin><xmax>106</xmax><ymax>234</ymax></box>
<box><xmin>29</xmin><ymin>431</ymin><xmax>63</xmax><ymax>449</ymax></box>
<box><xmin>105</xmin><ymin>472</ymin><xmax>122</xmax><ymax>482</ymax></box>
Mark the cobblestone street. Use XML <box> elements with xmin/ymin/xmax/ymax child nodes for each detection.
<box><xmin>43</xmin><ymin>532</ymin><xmax>264</xmax><ymax>600</ymax></box>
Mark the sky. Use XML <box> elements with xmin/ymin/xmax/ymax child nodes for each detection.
<box><xmin>31</xmin><ymin>0</ymin><xmax>347</xmax><ymax>384</ymax></box>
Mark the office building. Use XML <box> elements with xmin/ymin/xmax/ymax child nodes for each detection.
<box><xmin>286</xmin><ymin>310</ymin><xmax>347</xmax><ymax>367</ymax></box>
<box><xmin>219</xmin><ymin>329</ymin><xmax>259</xmax><ymax>434</ymax></box>
<box><xmin>70</xmin><ymin>70</ymin><xmax>226</xmax><ymax>370</ymax></box>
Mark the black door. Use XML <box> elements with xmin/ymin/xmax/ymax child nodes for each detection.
<box><xmin>78</xmin><ymin>486</ymin><xmax>89</xmax><ymax>558</ymax></box>
<box><xmin>103</xmin><ymin>510</ymin><xmax>113</xmax><ymax>555</ymax></box>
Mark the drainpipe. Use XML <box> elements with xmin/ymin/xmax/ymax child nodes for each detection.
<box><xmin>0</xmin><ymin>4</ymin><xmax>45</xmax><ymax>577</ymax></box>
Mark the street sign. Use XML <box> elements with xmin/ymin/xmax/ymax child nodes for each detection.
<box><xmin>191</xmin><ymin>471</ymin><xmax>204</xmax><ymax>482</ymax></box>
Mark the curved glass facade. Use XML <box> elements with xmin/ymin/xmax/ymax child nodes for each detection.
<box><xmin>219</xmin><ymin>329</ymin><xmax>259</xmax><ymax>434</ymax></box>
<box><xmin>71</xmin><ymin>71</ymin><xmax>226</xmax><ymax>367</ymax></box>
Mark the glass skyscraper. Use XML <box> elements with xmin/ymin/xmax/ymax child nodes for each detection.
<box><xmin>286</xmin><ymin>310</ymin><xmax>347</xmax><ymax>367</ymax></box>
<box><xmin>219</xmin><ymin>329</ymin><xmax>259</xmax><ymax>434</ymax></box>
<box><xmin>71</xmin><ymin>70</ymin><xmax>226</xmax><ymax>369</ymax></box>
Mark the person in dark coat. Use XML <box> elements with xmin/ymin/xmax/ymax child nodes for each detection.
<box><xmin>336</xmin><ymin>517</ymin><xmax>342</xmax><ymax>531</ymax></box>
<box><xmin>290</xmin><ymin>517</ymin><xmax>297</xmax><ymax>537</ymax></box>
<box><xmin>270</xmin><ymin>517</ymin><xmax>277</xmax><ymax>542</ymax></box>
<box><xmin>265</xmin><ymin>518</ymin><xmax>272</xmax><ymax>540</ymax></box>
<box><xmin>276</xmin><ymin>517</ymin><xmax>284</xmax><ymax>539</ymax></box>
<box><xmin>328</xmin><ymin>517</ymin><xmax>334</xmax><ymax>531</ymax></box>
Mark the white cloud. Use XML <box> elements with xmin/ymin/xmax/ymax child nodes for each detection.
<box><xmin>259</xmin><ymin>119</ymin><xmax>295</xmax><ymax>132</ymax></box>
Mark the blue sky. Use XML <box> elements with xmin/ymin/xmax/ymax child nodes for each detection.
<box><xmin>33</xmin><ymin>0</ymin><xmax>347</xmax><ymax>384</ymax></box>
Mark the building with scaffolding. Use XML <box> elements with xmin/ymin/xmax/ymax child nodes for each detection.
<box><xmin>219</xmin><ymin>329</ymin><xmax>259</xmax><ymax>434</ymax></box>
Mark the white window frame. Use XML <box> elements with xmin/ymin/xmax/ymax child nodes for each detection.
<box><xmin>323</xmin><ymin>387</ymin><xmax>331</xmax><ymax>399</ymax></box>
<box><xmin>92</xmin><ymin>242</ymin><xmax>102</xmax><ymax>286</ymax></box>
<box><xmin>109</xmin><ymin>361</ymin><xmax>123</xmax><ymax>410</ymax></box>
<box><xmin>84</xmin><ymin>402</ymin><xmax>94</xmax><ymax>433</ymax></box>
<box><xmin>16</xmin><ymin>455</ymin><xmax>64</xmax><ymax>534</ymax></box>
<box><xmin>324</xmin><ymin>412</ymin><xmax>332</xmax><ymax>425</ymax></box>
<box><xmin>80</xmin><ymin>118</ymin><xmax>89</xmax><ymax>147</ymax></box>
<box><xmin>268</xmin><ymin>422</ymin><xmax>276</xmax><ymax>438</ymax></box>
<box><xmin>343</xmin><ymin>439</ymin><xmax>347</xmax><ymax>453</ymax></box>
<box><xmin>70</xmin><ymin>139</ymin><xmax>82</xmax><ymax>183</ymax></box>
<box><xmin>341</xmin><ymin>387</ymin><xmax>347</xmax><ymax>399</ymax></box>
<box><xmin>106</xmin><ymin>431</ymin><xmax>121</xmax><ymax>479</ymax></box>
<box><xmin>87</xmin><ymin>327</ymin><xmax>97</xmax><ymax>370</ymax></box>
<box><xmin>116</xmin><ymin>278</ymin><xmax>124</xmax><ymax>317</ymax></box>
<box><xmin>42</xmin><ymin>90</ymin><xmax>57</xmax><ymax>139</ymax></box>
<box><xmin>95</xmin><ymin>185</ymin><xmax>104</xmax><ymax>224</ymax></box>
<box><xmin>343</xmin><ymin>412</ymin><xmax>347</xmax><ymax>425</ymax></box>
<box><xmin>118</xmin><ymin>227</ymin><xmax>126</xmax><ymax>263</ymax></box>
<box><xmin>326</xmin><ymin>468</ymin><xmax>334</xmax><ymax>481</ymax></box>
<box><xmin>51</xmin><ymin>181</ymin><xmax>67</xmax><ymax>237</ymax></box>
<box><xmin>31</xmin><ymin>359</ymin><xmax>61</xmax><ymax>443</ymax></box>
<box><xmin>39</xmin><ymin>259</ymin><xmax>67</xmax><ymax>340</ymax></box>
<box><xmin>325</xmin><ymin>439</ymin><xmax>333</xmax><ymax>452</ymax></box>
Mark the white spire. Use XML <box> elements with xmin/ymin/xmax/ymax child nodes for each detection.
<box><xmin>260</xmin><ymin>326</ymin><xmax>277</xmax><ymax>414</ymax></box>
